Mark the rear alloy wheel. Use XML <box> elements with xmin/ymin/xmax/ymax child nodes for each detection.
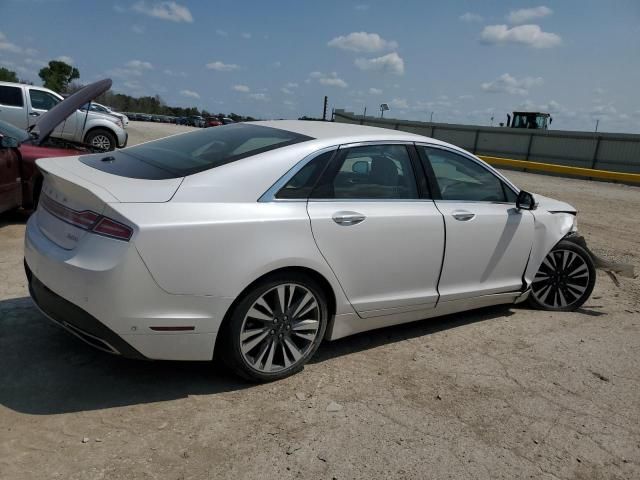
<box><xmin>223</xmin><ymin>275</ymin><xmax>327</xmax><ymax>382</ymax></box>
<box><xmin>528</xmin><ymin>239</ymin><xmax>596</xmax><ymax>311</ymax></box>
<box><xmin>85</xmin><ymin>129</ymin><xmax>116</xmax><ymax>151</ymax></box>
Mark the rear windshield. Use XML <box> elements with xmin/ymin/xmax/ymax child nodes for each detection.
<box><xmin>80</xmin><ymin>123</ymin><xmax>313</xmax><ymax>179</ymax></box>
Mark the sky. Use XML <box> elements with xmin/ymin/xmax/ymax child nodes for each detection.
<box><xmin>1</xmin><ymin>0</ymin><xmax>639</xmax><ymax>133</ymax></box>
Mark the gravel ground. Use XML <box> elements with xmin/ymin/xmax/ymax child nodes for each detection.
<box><xmin>1</xmin><ymin>123</ymin><xmax>638</xmax><ymax>479</ymax></box>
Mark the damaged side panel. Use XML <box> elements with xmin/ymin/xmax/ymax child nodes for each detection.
<box><xmin>524</xmin><ymin>211</ymin><xmax>575</xmax><ymax>287</ymax></box>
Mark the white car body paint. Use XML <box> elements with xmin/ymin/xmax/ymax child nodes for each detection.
<box><xmin>24</xmin><ymin>121</ymin><xmax>581</xmax><ymax>361</ymax></box>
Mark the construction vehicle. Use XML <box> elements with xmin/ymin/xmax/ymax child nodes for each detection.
<box><xmin>504</xmin><ymin>111</ymin><xmax>552</xmax><ymax>130</ymax></box>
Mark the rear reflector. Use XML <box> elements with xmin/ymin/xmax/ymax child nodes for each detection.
<box><xmin>41</xmin><ymin>194</ymin><xmax>133</xmax><ymax>241</ymax></box>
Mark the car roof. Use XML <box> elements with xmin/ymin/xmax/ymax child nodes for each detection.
<box><xmin>250</xmin><ymin>120</ymin><xmax>440</xmax><ymax>144</ymax></box>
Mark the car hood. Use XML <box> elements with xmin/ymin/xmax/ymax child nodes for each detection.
<box><xmin>31</xmin><ymin>78</ymin><xmax>112</xmax><ymax>146</ymax></box>
<box><xmin>534</xmin><ymin>193</ymin><xmax>576</xmax><ymax>213</ymax></box>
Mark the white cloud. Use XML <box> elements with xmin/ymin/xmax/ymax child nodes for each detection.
<box><xmin>480</xmin><ymin>24</ymin><xmax>561</xmax><ymax>48</ymax></box>
<box><xmin>163</xmin><ymin>69</ymin><xmax>187</xmax><ymax>77</ymax></box>
<box><xmin>206</xmin><ymin>61</ymin><xmax>240</xmax><ymax>72</ymax></box>
<box><xmin>114</xmin><ymin>4</ymin><xmax>126</xmax><ymax>13</ymax></box>
<box><xmin>271</xmin><ymin>61</ymin><xmax>282</xmax><ymax>68</ymax></box>
<box><xmin>481</xmin><ymin>73</ymin><xmax>544</xmax><ymax>95</ymax></box>
<box><xmin>0</xmin><ymin>31</ymin><xmax>33</xmax><ymax>55</ymax></box>
<box><xmin>309</xmin><ymin>71</ymin><xmax>348</xmax><ymax>88</ymax></box>
<box><xmin>24</xmin><ymin>58</ymin><xmax>47</xmax><ymax>67</ymax></box>
<box><xmin>56</xmin><ymin>55</ymin><xmax>74</xmax><ymax>64</ymax></box>
<box><xmin>458</xmin><ymin>94</ymin><xmax>474</xmax><ymax>100</ymax></box>
<box><xmin>126</xmin><ymin>60</ymin><xmax>153</xmax><ymax>70</ymax></box>
<box><xmin>319</xmin><ymin>77</ymin><xmax>348</xmax><ymax>88</ymax></box>
<box><xmin>241</xmin><ymin>32</ymin><xmax>252</xmax><ymax>39</ymax></box>
<box><xmin>369</xmin><ymin>87</ymin><xmax>383</xmax><ymax>95</ymax></box>
<box><xmin>132</xmin><ymin>1</ymin><xmax>193</xmax><ymax>23</ymax></box>
<box><xmin>123</xmin><ymin>80</ymin><xmax>142</xmax><ymax>90</ymax></box>
<box><xmin>216</xmin><ymin>29</ymin><xmax>228</xmax><ymax>37</ymax></box>
<box><xmin>355</xmin><ymin>52</ymin><xmax>405</xmax><ymax>75</ymax></box>
<box><xmin>281</xmin><ymin>87</ymin><xmax>294</xmax><ymax>95</ymax></box>
<box><xmin>507</xmin><ymin>6</ymin><xmax>552</xmax><ymax>25</ymax></box>
<box><xmin>180</xmin><ymin>89</ymin><xmax>200</xmax><ymax>98</ymax></box>
<box><xmin>233</xmin><ymin>84</ymin><xmax>250</xmax><ymax>92</ymax></box>
<box><xmin>593</xmin><ymin>87</ymin><xmax>605</xmax><ymax>95</ymax></box>
<box><xmin>328</xmin><ymin>32</ymin><xmax>398</xmax><ymax>52</ymax></box>
<box><xmin>389</xmin><ymin>98</ymin><xmax>409</xmax><ymax>109</ymax></box>
<box><xmin>459</xmin><ymin>12</ymin><xmax>483</xmax><ymax>23</ymax></box>
<box><xmin>516</xmin><ymin>99</ymin><xmax>563</xmax><ymax>113</ymax></box>
<box><xmin>285</xmin><ymin>82</ymin><xmax>298</xmax><ymax>88</ymax></box>
<box><xmin>131</xmin><ymin>24</ymin><xmax>145</xmax><ymax>34</ymax></box>
<box><xmin>248</xmin><ymin>93</ymin><xmax>270</xmax><ymax>101</ymax></box>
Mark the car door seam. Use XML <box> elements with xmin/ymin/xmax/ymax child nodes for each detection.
<box><xmin>304</xmin><ymin>199</ymin><xmax>360</xmax><ymax>317</ymax></box>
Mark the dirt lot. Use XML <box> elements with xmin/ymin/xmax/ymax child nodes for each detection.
<box><xmin>1</xmin><ymin>123</ymin><xmax>639</xmax><ymax>479</ymax></box>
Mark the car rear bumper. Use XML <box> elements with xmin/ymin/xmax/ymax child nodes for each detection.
<box><xmin>24</xmin><ymin>212</ymin><xmax>233</xmax><ymax>361</ymax></box>
<box><xmin>26</xmin><ymin>261</ymin><xmax>146</xmax><ymax>359</ymax></box>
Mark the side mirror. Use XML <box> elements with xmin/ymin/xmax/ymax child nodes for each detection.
<box><xmin>0</xmin><ymin>136</ymin><xmax>19</xmax><ymax>148</ymax></box>
<box><xmin>352</xmin><ymin>160</ymin><xmax>370</xmax><ymax>174</ymax></box>
<box><xmin>516</xmin><ymin>190</ymin><xmax>537</xmax><ymax>210</ymax></box>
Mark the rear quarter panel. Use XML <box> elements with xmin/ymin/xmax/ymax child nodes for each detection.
<box><xmin>116</xmin><ymin>201</ymin><xmax>353</xmax><ymax>314</ymax></box>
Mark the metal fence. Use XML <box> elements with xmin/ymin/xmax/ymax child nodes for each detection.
<box><xmin>334</xmin><ymin>110</ymin><xmax>640</xmax><ymax>174</ymax></box>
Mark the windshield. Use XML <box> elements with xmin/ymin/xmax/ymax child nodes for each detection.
<box><xmin>0</xmin><ymin>119</ymin><xmax>30</xmax><ymax>144</ymax></box>
<box><xmin>80</xmin><ymin>123</ymin><xmax>314</xmax><ymax>179</ymax></box>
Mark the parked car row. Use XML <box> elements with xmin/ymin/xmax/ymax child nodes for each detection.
<box><xmin>0</xmin><ymin>81</ymin><xmax>127</xmax><ymax>151</ymax></box>
<box><xmin>123</xmin><ymin>112</ymin><xmax>237</xmax><ymax>128</ymax></box>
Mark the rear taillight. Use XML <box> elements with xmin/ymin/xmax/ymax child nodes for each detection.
<box><xmin>40</xmin><ymin>194</ymin><xmax>133</xmax><ymax>241</ymax></box>
<box><xmin>92</xmin><ymin>217</ymin><xmax>133</xmax><ymax>241</ymax></box>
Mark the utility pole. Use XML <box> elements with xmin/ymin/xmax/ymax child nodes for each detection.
<box><xmin>595</xmin><ymin>119</ymin><xmax>599</xmax><ymax>133</ymax></box>
<box><xmin>322</xmin><ymin>96</ymin><xmax>328</xmax><ymax>121</ymax></box>
<box><xmin>363</xmin><ymin>106</ymin><xmax>367</xmax><ymax>118</ymax></box>
<box><xmin>430</xmin><ymin>111</ymin><xmax>434</xmax><ymax>123</ymax></box>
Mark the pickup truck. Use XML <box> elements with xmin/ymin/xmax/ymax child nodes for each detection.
<box><xmin>0</xmin><ymin>81</ymin><xmax>127</xmax><ymax>151</ymax></box>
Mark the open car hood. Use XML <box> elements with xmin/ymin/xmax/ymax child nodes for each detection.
<box><xmin>31</xmin><ymin>78</ymin><xmax>112</xmax><ymax>146</ymax></box>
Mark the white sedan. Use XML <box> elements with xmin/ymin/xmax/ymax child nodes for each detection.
<box><xmin>24</xmin><ymin>121</ymin><xmax>596</xmax><ymax>381</ymax></box>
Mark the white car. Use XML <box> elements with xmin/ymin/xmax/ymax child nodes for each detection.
<box><xmin>0</xmin><ymin>81</ymin><xmax>128</xmax><ymax>150</ymax></box>
<box><xmin>24</xmin><ymin>121</ymin><xmax>596</xmax><ymax>381</ymax></box>
<box><xmin>83</xmin><ymin>102</ymin><xmax>129</xmax><ymax>128</ymax></box>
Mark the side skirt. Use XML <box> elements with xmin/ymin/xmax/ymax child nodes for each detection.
<box><xmin>328</xmin><ymin>291</ymin><xmax>520</xmax><ymax>340</ymax></box>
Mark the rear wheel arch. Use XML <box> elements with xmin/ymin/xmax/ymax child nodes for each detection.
<box><xmin>214</xmin><ymin>266</ymin><xmax>337</xmax><ymax>360</ymax></box>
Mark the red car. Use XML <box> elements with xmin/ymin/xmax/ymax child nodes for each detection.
<box><xmin>0</xmin><ymin>79</ymin><xmax>111</xmax><ymax>214</ymax></box>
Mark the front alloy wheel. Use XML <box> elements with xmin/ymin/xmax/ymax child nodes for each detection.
<box><xmin>222</xmin><ymin>274</ymin><xmax>327</xmax><ymax>381</ymax></box>
<box><xmin>528</xmin><ymin>239</ymin><xmax>596</xmax><ymax>311</ymax></box>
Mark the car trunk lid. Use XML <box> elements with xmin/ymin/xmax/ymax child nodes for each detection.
<box><xmin>36</xmin><ymin>156</ymin><xmax>183</xmax><ymax>249</ymax></box>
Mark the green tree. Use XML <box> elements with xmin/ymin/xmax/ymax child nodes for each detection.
<box><xmin>0</xmin><ymin>67</ymin><xmax>19</xmax><ymax>82</ymax></box>
<box><xmin>38</xmin><ymin>60</ymin><xmax>80</xmax><ymax>93</ymax></box>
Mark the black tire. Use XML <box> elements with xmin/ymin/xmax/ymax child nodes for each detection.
<box><xmin>84</xmin><ymin>129</ymin><xmax>116</xmax><ymax>151</ymax></box>
<box><xmin>528</xmin><ymin>239</ymin><xmax>596</xmax><ymax>311</ymax></box>
<box><xmin>220</xmin><ymin>273</ymin><xmax>328</xmax><ymax>382</ymax></box>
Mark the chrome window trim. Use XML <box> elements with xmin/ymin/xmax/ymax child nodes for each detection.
<box><xmin>339</xmin><ymin>139</ymin><xmax>417</xmax><ymax>148</ymax></box>
<box><xmin>415</xmin><ymin>142</ymin><xmax>521</xmax><ymax>200</ymax></box>
<box><xmin>258</xmin><ymin>146</ymin><xmax>339</xmax><ymax>203</ymax></box>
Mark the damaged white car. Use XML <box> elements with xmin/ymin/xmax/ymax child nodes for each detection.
<box><xmin>26</xmin><ymin>120</ymin><xmax>605</xmax><ymax>381</ymax></box>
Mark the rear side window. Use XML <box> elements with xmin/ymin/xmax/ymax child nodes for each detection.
<box><xmin>311</xmin><ymin>145</ymin><xmax>419</xmax><ymax>199</ymax></box>
<box><xmin>275</xmin><ymin>150</ymin><xmax>334</xmax><ymax>199</ymax></box>
<box><xmin>80</xmin><ymin>124</ymin><xmax>314</xmax><ymax>179</ymax></box>
<box><xmin>0</xmin><ymin>86</ymin><xmax>23</xmax><ymax>107</ymax></box>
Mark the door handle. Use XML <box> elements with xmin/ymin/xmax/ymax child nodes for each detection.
<box><xmin>452</xmin><ymin>211</ymin><xmax>475</xmax><ymax>221</ymax></box>
<box><xmin>332</xmin><ymin>211</ymin><xmax>366</xmax><ymax>226</ymax></box>
<box><xmin>29</xmin><ymin>112</ymin><xmax>40</xmax><ymax>117</ymax></box>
